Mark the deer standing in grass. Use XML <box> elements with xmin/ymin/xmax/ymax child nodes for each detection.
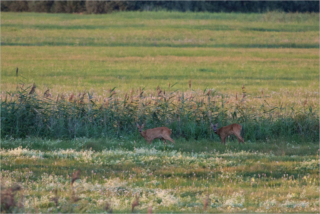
<box><xmin>136</xmin><ymin>123</ymin><xmax>175</xmax><ymax>144</ymax></box>
<box><xmin>211</xmin><ymin>123</ymin><xmax>244</xmax><ymax>145</ymax></box>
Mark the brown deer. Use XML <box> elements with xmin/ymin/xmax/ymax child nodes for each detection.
<box><xmin>211</xmin><ymin>123</ymin><xmax>244</xmax><ymax>145</ymax></box>
<box><xmin>136</xmin><ymin>123</ymin><xmax>175</xmax><ymax>144</ymax></box>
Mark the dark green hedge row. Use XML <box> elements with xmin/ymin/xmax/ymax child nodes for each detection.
<box><xmin>1</xmin><ymin>1</ymin><xmax>319</xmax><ymax>13</ymax></box>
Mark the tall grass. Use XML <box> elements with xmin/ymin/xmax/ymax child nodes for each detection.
<box><xmin>1</xmin><ymin>83</ymin><xmax>318</xmax><ymax>142</ymax></box>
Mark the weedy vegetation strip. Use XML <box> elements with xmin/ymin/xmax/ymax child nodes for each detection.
<box><xmin>1</xmin><ymin>85</ymin><xmax>318</xmax><ymax>142</ymax></box>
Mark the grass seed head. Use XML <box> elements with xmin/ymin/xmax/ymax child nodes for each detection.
<box><xmin>104</xmin><ymin>202</ymin><xmax>111</xmax><ymax>211</ymax></box>
<box><xmin>132</xmin><ymin>195</ymin><xmax>140</xmax><ymax>212</ymax></box>
<box><xmin>204</xmin><ymin>194</ymin><xmax>209</xmax><ymax>210</ymax></box>
<box><xmin>242</xmin><ymin>84</ymin><xmax>246</xmax><ymax>98</ymax></box>
<box><xmin>50</xmin><ymin>188</ymin><xmax>59</xmax><ymax>207</ymax></box>
<box><xmin>69</xmin><ymin>93</ymin><xmax>74</xmax><ymax>102</ymax></box>
<box><xmin>43</xmin><ymin>89</ymin><xmax>50</xmax><ymax>98</ymax></box>
<box><xmin>60</xmin><ymin>93</ymin><xmax>65</xmax><ymax>101</ymax></box>
<box><xmin>29</xmin><ymin>83</ymin><xmax>36</xmax><ymax>95</ymax></box>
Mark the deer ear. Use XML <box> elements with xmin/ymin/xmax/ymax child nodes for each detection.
<box><xmin>136</xmin><ymin>123</ymin><xmax>140</xmax><ymax>128</ymax></box>
<box><xmin>141</xmin><ymin>123</ymin><xmax>145</xmax><ymax>129</ymax></box>
<box><xmin>210</xmin><ymin>123</ymin><xmax>214</xmax><ymax>127</ymax></box>
<box><xmin>215</xmin><ymin>123</ymin><xmax>219</xmax><ymax>127</ymax></box>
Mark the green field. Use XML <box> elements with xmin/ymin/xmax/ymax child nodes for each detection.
<box><xmin>1</xmin><ymin>12</ymin><xmax>319</xmax><ymax>94</ymax></box>
<box><xmin>1</xmin><ymin>11</ymin><xmax>319</xmax><ymax>213</ymax></box>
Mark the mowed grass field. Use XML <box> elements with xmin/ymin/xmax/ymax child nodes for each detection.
<box><xmin>1</xmin><ymin>12</ymin><xmax>319</xmax><ymax>95</ymax></box>
<box><xmin>1</xmin><ymin>11</ymin><xmax>319</xmax><ymax>213</ymax></box>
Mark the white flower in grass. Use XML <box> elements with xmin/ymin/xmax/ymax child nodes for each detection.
<box><xmin>261</xmin><ymin>199</ymin><xmax>278</xmax><ymax>208</ymax></box>
<box><xmin>280</xmin><ymin>200</ymin><xmax>309</xmax><ymax>209</ymax></box>
<box><xmin>96</xmin><ymin>198</ymin><xmax>105</xmax><ymax>206</ymax></box>
<box><xmin>154</xmin><ymin>189</ymin><xmax>178</xmax><ymax>207</ymax></box>
<box><xmin>103</xmin><ymin>178</ymin><xmax>127</xmax><ymax>188</ymax></box>
<box><xmin>224</xmin><ymin>191</ymin><xmax>244</xmax><ymax>208</ymax></box>
<box><xmin>109</xmin><ymin>197</ymin><xmax>122</xmax><ymax>210</ymax></box>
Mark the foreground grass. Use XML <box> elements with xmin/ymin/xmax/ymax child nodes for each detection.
<box><xmin>1</xmin><ymin>138</ymin><xmax>319</xmax><ymax>213</ymax></box>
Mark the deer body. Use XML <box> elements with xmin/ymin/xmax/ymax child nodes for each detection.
<box><xmin>211</xmin><ymin>123</ymin><xmax>244</xmax><ymax>145</ymax></box>
<box><xmin>136</xmin><ymin>124</ymin><xmax>175</xmax><ymax>144</ymax></box>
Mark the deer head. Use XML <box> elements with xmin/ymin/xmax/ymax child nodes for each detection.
<box><xmin>211</xmin><ymin>123</ymin><xmax>219</xmax><ymax>133</ymax></box>
<box><xmin>136</xmin><ymin>123</ymin><xmax>145</xmax><ymax>133</ymax></box>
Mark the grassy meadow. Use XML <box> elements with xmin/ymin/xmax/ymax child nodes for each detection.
<box><xmin>1</xmin><ymin>11</ymin><xmax>319</xmax><ymax>213</ymax></box>
<box><xmin>1</xmin><ymin>12</ymin><xmax>319</xmax><ymax>93</ymax></box>
<box><xmin>1</xmin><ymin>139</ymin><xmax>319</xmax><ymax>213</ymax></box>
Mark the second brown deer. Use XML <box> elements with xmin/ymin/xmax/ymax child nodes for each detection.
<box><xmin>136</xmin><ymin>123</ymin><xmax>175</xmax><ymax>144</ymax></box>
<box><xmin>211</xmin><ymin>123</ymin><xmax>244</xmax><ymax>145</ymax></box>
